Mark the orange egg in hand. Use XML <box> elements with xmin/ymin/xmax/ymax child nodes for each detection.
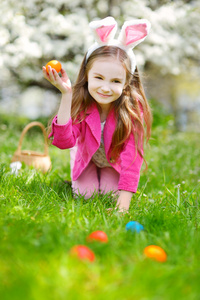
<box><xmin>45</xmin><ymin>60</ymin><xmax>62</xmax><ymax>74</ymax></box>
<box><xmin>144</xmin><ymin>245</ymin><xmax>167</xmax><ymax>262</ymax></box>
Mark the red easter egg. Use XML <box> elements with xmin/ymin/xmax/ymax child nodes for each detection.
<box><xmin>70</xmin><ymin>245</ymin><xmax>95</xmax><ymax>262</ymax></box>
<box><xmin>87</xmin><ymin>231</ymin><xmax>108</xmax><ymax>243</ymax></box>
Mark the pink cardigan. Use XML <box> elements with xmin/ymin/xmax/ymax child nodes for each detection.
<box><xmin>49</xmin><ymin>103</ymin><xmax>143</xmax><ymax>193</ymax></box>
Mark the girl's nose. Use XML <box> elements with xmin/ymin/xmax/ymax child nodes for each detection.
<box><xmin>101</xmin><ymin>84</ymin><xmax>111</xmax><ymax>93</ymax></box>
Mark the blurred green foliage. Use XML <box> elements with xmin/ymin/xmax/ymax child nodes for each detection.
<box><xmin>149</xmin><ymin>98</ymin><xmax>173</xmax><ymax>129</ymax></box>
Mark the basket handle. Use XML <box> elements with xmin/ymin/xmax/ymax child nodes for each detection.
<box><xmin>16</xmin><ymin>121</ymin><xmax>49</xmax><ymax>155</ymax></box>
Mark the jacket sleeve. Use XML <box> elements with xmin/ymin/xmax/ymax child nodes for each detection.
<box><xmin>48</xmin><ymin>115</ymin><xmax>81</xmax><ymax>149</ymax></box>
<box><xmin>118</xmin><ymin>133</ymin><xmax>143</xmax><ymax>193</ymax></box>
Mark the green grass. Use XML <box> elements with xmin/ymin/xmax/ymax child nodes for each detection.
<box><xmin>0</xmin><ymin>109</ymin><xmax>199</xmax><ymax>300</ymax></box>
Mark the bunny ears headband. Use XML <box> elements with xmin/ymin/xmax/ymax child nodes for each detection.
<box><xmin>86</xmin><ymin>16</ymin><xmax>151</xmax><ymax>73</ymax></box>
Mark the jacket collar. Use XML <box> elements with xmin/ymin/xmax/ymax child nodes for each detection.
<box><xmin>85</xmin><ymin>103</ymin><xmax>117</xmax><ymax>153</ymax></box>
<box><xmin>104</xmin><ymin>108</ymin><xmax>116</xmax><ymax>155</ymax></box>
<box><xmin>85</xmin><ymin>104</ymin><xmax>101</xmax><ymax>144</ymax></box>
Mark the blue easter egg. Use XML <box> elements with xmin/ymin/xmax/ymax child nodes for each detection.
<box><xmin>126</xmin><ymin>221</ymin><xmax>144</xmax><ymax>233</ymax></box>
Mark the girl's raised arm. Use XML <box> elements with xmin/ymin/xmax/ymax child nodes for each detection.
<box><xmin>43</xmin><ymin>66</ymin><xmax>72</xmax><ymax>125</ymax></box>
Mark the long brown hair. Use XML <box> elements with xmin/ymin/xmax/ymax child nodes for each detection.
<box><xmin>71</xmin><ymin>46</ymin><xmax>152</xmax><ymax>165</ymax></box>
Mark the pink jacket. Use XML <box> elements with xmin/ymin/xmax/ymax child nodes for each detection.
<box><xmin>49</xmin><ymin>103</ymin><xmax>143</xmax><ymax>193</ymax></box>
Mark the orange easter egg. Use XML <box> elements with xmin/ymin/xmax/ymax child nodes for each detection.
<box><xmin>144</xmin><ymin>245</ymin><xmax>167</xmax><ymax>262</ymax></box>
<box><xmin>45</xmin><ymin>60</ymin><xmax>62</xmax><ymax>74</ymax></box>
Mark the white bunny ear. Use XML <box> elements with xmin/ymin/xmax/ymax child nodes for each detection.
<box><xmin>118</xmin><ymin>19</ymin><xmax>151</xmax><ymax>49</ymax></box>
<box><xmin>89</xmin><ymin>16</ymin><xmax>117</xmax><ymax>45</ymax></box>
<box><xmin>86</xmin><ymin>17</ymin><xmax>151</xmax><ymax>74</ymax></box>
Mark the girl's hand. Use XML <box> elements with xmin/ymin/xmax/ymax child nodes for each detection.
<box><xmin>42</xmin><ymin>66</ymin><xmax>71</xmax><ymax>94</ymax></box>
<box><xmin>116</xmin><ymin>190</ymin><xmax>133</xmax><ymax>211</ymax></box>
<box><xmin>106</xmin><ymin>190</ymin><xmax>132</xmax><ymax>214</ymax></box>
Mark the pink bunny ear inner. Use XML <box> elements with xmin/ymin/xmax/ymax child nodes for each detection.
<box><xmin>125</xmin><ymin>24</ymin><xmax>148</xmax><ymax>46</ymax></box>
<box><xmin>96</xmin><ymin>24</ymin><xmax>116</xmax><ymax>43</ymax></box>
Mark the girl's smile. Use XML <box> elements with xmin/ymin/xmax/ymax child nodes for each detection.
<box><xmin>87</xmin><ymin>57</ymin><xmax>126</xmax><ymax>113</ymax></box>
<box><xmin>97</xmin><ymin>92</ymin><xmax>112</xmax><ymax>98</ymax></box>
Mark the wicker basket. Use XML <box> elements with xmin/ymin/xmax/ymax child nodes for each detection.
<box><xmin>11</xmin><ymin>121</ymin><xmax>51</xmax><ymax>173</ymax></box>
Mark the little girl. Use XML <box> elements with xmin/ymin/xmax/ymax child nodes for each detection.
<box><xmin>43</xmin><ymin>17</ymin><xmax>152</xmax><ymax>211</ymax></box>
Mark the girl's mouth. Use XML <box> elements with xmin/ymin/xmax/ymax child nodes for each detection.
<box><xmin>97</xmin><ymin>92</ymin><xmax>112</xmax><ymax>98</ymax></box>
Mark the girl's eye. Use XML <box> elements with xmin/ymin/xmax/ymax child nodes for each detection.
<box><xmin>95</xmin><ymin>76</ymin><xmax>103</xmax><ymax>80</ymax></box>
<box><xmin>113</xmin><ymin>80</ymin><xmax>121</xmax><ymax>83</ymax></box>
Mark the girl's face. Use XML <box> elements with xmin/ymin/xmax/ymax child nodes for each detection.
<box><xmin>87</xmin><ymin>57</ymin><xmax>126</xmax><ymax>112</ymax></box>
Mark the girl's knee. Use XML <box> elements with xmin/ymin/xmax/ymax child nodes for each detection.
<box><xmin>99</xmin><ymin>167</ymin><xmax>119</xmax><ymax>193</ymax></box>
<box><xmin>73</xmin><ymin>185</ymin><xmax>99</xmax><ymax>199</ymax></box>
<box><xmin>71</xmin><ymin>161</ymin><xmax>99</xmax><ymax>198</ymax></box>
